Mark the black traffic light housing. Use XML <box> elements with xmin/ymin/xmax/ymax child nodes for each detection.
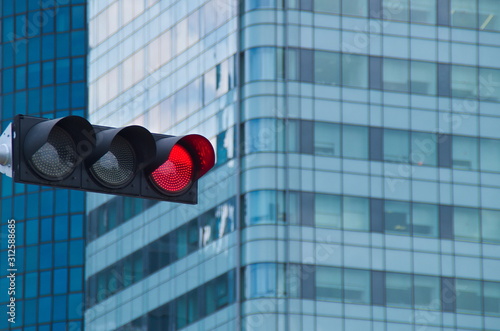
<box><xmin>9</xmin><ymin>115</ymin><xmax>215</xmax><ymax>204</ymax></box>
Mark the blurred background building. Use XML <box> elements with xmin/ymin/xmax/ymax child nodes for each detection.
<box><xmin>85</xmin><ymin>0</ymin><xmax>500</xmax><ymax>330</ymax></box>
<box><xmin>3</xmin><ymin>0</ymin><xmax>500</xmax><ymax>330</ymax></box>
<box><xmin>0</xmin><ymin>0</ymin><xmax>87</xmax><ymax>330</ymax></box>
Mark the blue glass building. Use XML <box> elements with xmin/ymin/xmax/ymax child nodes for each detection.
<box><xmin>85</xmin><ymin>0</ymin><xmax>500</xmax><ymax>330</ymax></box>
<box><xmin>0</xmin><ymin>0</ymin><xmax>87</xmax><ymax>330</ymax></box>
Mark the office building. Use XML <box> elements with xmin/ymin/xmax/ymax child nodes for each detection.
<box><xmin>0</xmin><ymin>0</ymin><xmax>87</xmax><ymax>330</ymax></box>
<box><xmin>85</xmin><ymin>0</ymin><xmax>500</xmax><ymax>330</ymax></box>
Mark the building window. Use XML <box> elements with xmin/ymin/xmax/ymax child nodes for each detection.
<box><xmin>386</xmin><ymin>273</ymin><xmax>412</xmax><ymax>308</ymax></box>
<box><xmin>315</xmin><ymin>194</ymin><xmax>341</xmax><ymax>229</ymax></box>
<box><xmin>454</xmin><ymin>207</ymin><xmax>480</xmax><ymax>241</ymax></box>
<box><xmin>411</xmin><ymin>132</ymin><xmax>438</xmax><ymax>166</ymax></box>
<box><xmin>384</xmin><ymin>129</ymin><xmax>410</xmax><ymax>163</ymax></box>
<box><xmin>314</xmin><ymin>122</ymin><xmax>341</xmax><ymax>156</ymax></box>
<box><xmin>484</xmin><ymin>281</ymin><xmax>500</xmax><ymax>316</ymax></box>
<box><xmin>244</xmin><ymin>118</ymin><xmax>279</xmax><ymax>154</ymax></box>
<box><xmin>243</xmin><ymin>191</ymin><xmax>284</xmax><ymax>226</ymax></box>
<box><xmin>451</xmin><ymin>0</ymin><xmax>477</xmax><ymax>28</ymax></box>
<box><xmin>343</xmin><ymin>125</ymin><xmax>368</xmax><ymax>159</ymax></box>
<box><xmin>479</xmin><ymin>68</ymin><xmax>500</xmax><ymax>102</ymax></box>
<box><xmin>315</xmin><ymin>0</ymin><xmax>340</xmax><ymax>13</ymax></box>
<box><xmin>216</xmin><ymin>127</ymin><xmax>234</xmax><ymax>166</ymax></box>
<box><xmin>412</xmin><ymin>203</ymin><xmax>439</xmax><ymax>237</ymax></box>
<box><xmin>383</xmin><ymin>58</ymin><xmax>410</xmax><ymax>92</ymax></box>
<box><xmin>480</xmin><ymin>138</ymin><xmax>500</xmax><ymax>172</ymax></box>
<box><xmin>414</xmin><ymin>275</ymin><xmax>441</xmax><ymax>310</ymax></box>
<box><xmin>411</xmin><ymin>0</ymin><xmax>436</xmax><ymax>23</ymax></box>
<box><xmin>481</xmin><ymin>209</ymin><xmax>500</xmax><ymax>243</ymax></box>
<box><xmin>314</xmin><ymin>51</ymin><xmax>340</xmax><ymax>85</ymax></box>
<box><xmin>411</xmin><ymin>61</ymin><xmax>437</xmax><ymax>95</ymax></box>
<box><xmin>452</xmin><ymin>136</ymin><xmax>479</xmax><ymax>170</ymax></box>
<box><xmin>245</xmin><ymin>0</ymin><xmax>278</xmax><ymax>10</ymax></box>
<box><xmin>342</xmin><ymin>0</ymin><xmax>368</xmax><ymax>16</ymax></box>
<box><xmin>479</xmin><ymin>0</ymin><xmax>500</xmax><ymax>31</ymax></box>
<box><xmin>456</xmin><ymin>279</ymin><xmax>483</xmax><ymax>313</ymax></box>
<box><xmin>316</xmin><ymin>266</ymin><xmax>342</xmax><ymax>301</ymax></box>
<box><xmin>452</xmin><ymin>65</ymin><xmax>478</xmax><ymax>98</ymax></box>
<box><xmin>245</xmin><ymin>47</ymin><xmax>277</xmax><ymax>82</ymax></box>
<box><xmin>382</xmin><ymin>0</ymin><xmax>410</xmax><ymax>21</ymax></box>
<box><xmin>342</xmin><ymin>53</ymin><xmax>368</xmax><ymax>88</ymax></box>
<box><xmin>343</xmin><ymin>196</ymin><xmax>370</xmax><ymax>231</ymax></box>
<box><xmin>244</xmin><ymin>263</ymin><xmax>285</xmax><ymax>299</ymax></box>
<box><xmin>344</xmin><ymin>269</ymin><xmax>370</xmax><ymax>304</ymax></box>
<box><xmin>384</xmin><ymin>200</ymin><xmax>411</xmax><ymax>235</ymax></box>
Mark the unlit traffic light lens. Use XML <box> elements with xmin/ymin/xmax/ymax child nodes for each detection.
<box><xmin>150</xmin><ymin>144</ymin><xmax>194</xmax><ymax>193</ymax></box>
<box><xmin>30</xmin><ymin>126</ymin><xmax>77</xmax><ymax>180</ymax></box>
<box><xmin>91</xmin><ymin>135</ymin><xmax>136</xmax><ymax>187</ymax></box>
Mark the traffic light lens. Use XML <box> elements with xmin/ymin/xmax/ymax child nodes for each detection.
<box><xmin>31</xmin><ymin>126</ymin><xmax>77</xmax><ymax>180</ymax></box>
<box><xmin>150</xmin><ymin>144</ymin><xmax>193</xmax><ymax>193</ymax></box>
<box><xmin>91</xmin><ymin>136</ymin><xmax>136</xmax><ymax>187</ymax></box>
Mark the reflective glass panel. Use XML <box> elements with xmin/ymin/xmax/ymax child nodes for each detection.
<box><xmin>452</xmin><ymin>136</ymin><xmax>479</xmax><ymax>170</ymax></box>
<box><xmin>245</xmin><ymin>119</ymin><xmax>277</xmax><ymax>153</ymax></box>
<box><xmin>343</xmin><ymin>196</ymin><xmax>370</xmax><ymax>231</ymax></box>
<box><xmin>316</xmin><ymin>266</ymin><xmax>342</xmax><ymax>301</ymax></box>
<box><xmin>314</xmin><ymin>122</ymin><xmax>341</xmax><ymax>156</ymax></box>
<box><xmin>480</xmin><ymin>138</ymin><xmax>500</xmax><ymax>172</ymax></box>
<box><xmin>342</xmin><ymin>0</ymin><xmax>368</xmax><ymax>16</ymax></box>
<box><xmin>342</xmin><ymin>125</ymin><xmax>368</xmax><ymax>159</ymax></box>
<box><xmin>314</xmin><ymin>51</ymin><xmax>340</xmax><ymax>85</ymax></box>
<box><xmin>451</xmin><ymin>0</ymin><xmax>477</xmax><ymax>28</ymax></box>
<box><xmin>451</xmin><ymin>65</ymin><xmax>478</xmax><ymax>98</ymax></box>
<box><xmin>484</xmin><ymin>281</ymin><xmax>500</xmax><ymax>316</ymax></box>
<box><xmin>386</xmin><ymin>273</ymin><xmax>412</xmax><ymax>307</ymax></box>
<box><xmin>344</xmin><ymin>269</ymin><xmax>370</xmax><ymax>304</ymax></box>
<box><xmin>315</xmin><ymin>0</ymin><xmax>340</xmax><ymax>14</ymax></box>
<box><xmin>245</xmin><ymin>47</ymin><xmax>277</xmax><ymax>82</ymax></box>
<box><xmin>479</xmin><ymin>68</ymin><xmax>500</xmax><ymax>102</ymax></box>
<box><xmin>411</xmin><ymin>132</ymin><xmax>438</xmax><ymax>166</ymax></box>
<box><xmin>383</xmin><ymin>0</ymin><xmax>409</xmax><ymax>21</ymax></box>
<box><xmin>244</xmin><ymin>191</ymin><xmax>278</xmax><ymax>225</ymax></box>
<box><xmin>414</xmin><ymin>275</ymin><xmax>440</xmax><ymax>309</ymax></box>
<box><xmin>479</xmin><ymin>0</ymin><xmax>500</xmax><ymax>31</ymax></box>
<box><xmin>342</xmin><ymin>54</ymin><xmax>368</xmax><ymax>88</ymax></box>
<box><xmin>411</xmin><ymin>61</ymin><xmax>437</xmax><ymax>95</ymax></box>
<box><xmin>482</xmin><ymin>209</ymin><xmax>500</xmax><ymax>243</ymax></box>
<box><xmin>383</xmin><ymin>58</ymin><xmax>409</xmax><ymax>92</ymax></box>
<box><xmin>412</xmin><ymin>203</ymin><xmax>438</xmax><ymax>237</ymax></box>
<box><xmin>385</xmin><ymin>200</ymin><xmax>411</xmax><ymax>234</ymax></box>
<box><xmin>456</xmin><ymin>279</ymin><xmax>482</xmax><ymax>313</ymax></box>
<box><xmin>454</xmin><ymin>207</ymin><xmax>480</xmax><ymax>241</ymax></box>
<box><xmin>411</xmin><ymin>0</ymin><xmax>436</xmax><ymax>23</ymax></box>
<box><xmin>384</xmin><ymin>129</ymin><xmax>410</xmax><ymax>163</ymax></box>
<box><xmin>315</xmin><ymin>194</ymin><xmax>341</xmax><ymax>228</ymax></box>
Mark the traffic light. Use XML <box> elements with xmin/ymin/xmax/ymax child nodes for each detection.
<box><xmin>0</xmin><ymin>115</ymin><xmax>215</xmax><ymax>204</ymax></box>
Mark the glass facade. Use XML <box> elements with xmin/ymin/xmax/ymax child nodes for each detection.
<box><xmin>85</xmin><ymin>0</ymin><xmax>500</xmax><ymax>330</ymax></box>
<box><xmin>0</xmin><ymin>0</ymin><xmax>87</xmax><ymax>330</ymax></box>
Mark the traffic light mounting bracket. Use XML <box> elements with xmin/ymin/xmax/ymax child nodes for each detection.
<box><xmin>0</xmin><ymin>123</ymin><xmax>12</xmax><ymax>177</ymax></box>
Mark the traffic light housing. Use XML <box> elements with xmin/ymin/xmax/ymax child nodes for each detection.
<box><xmin>5</xmin><ymin>115</ymin><xmax>215</xmax><ymax>204</ymax></box>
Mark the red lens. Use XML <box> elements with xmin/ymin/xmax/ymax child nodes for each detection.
<box><xmin>150</xmin><ymin>144</ymin><xmax>194</xmax><ymax>193</ymax></box>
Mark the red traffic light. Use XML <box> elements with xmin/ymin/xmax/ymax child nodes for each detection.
<box><xmin>142</xmin><ymin>134</ymin><xmax>215</xmax><ymax>202</ymax></box>
<box><xmin>150</xmin><ymin>144</ymin><xmax>194</xmax><ymax>194</ymax></box>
